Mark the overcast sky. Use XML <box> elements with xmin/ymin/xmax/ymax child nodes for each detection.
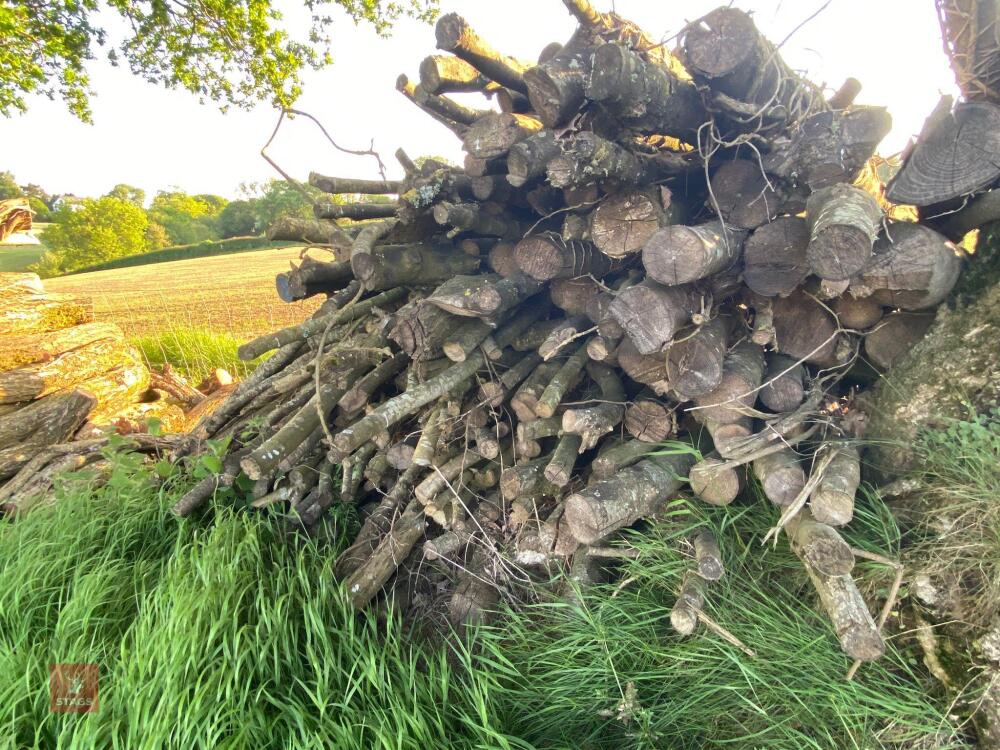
<box><xmin>2</xmin><ymin>0</ymin><xmax>958</xmax><ymax>201</ymax></box>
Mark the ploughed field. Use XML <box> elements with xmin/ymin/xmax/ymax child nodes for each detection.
<box><xmin>45</xmin><ymin>245</ymin><xmax>322</xmax><ymax>338</ymax></box>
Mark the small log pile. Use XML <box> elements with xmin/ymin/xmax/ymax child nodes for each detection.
<box><xmin>0</xmin><ymin>198</ymin><xmax>33</xmax><ymax>243</ymax></box>
<box><xmin>0</xmin><ymin>272</ymin><xmax>228</xmax><ymax>514</ymax></box>
<box><xmin>157</xmin><ymin>1</ymin><xmax>970</xmax><ymax>662</ymax></box>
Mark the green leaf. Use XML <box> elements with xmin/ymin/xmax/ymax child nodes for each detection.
<box><xmin>201</xmin><ymin>454</ymin><xmax>224</xmax><ymax>474</ymax></box>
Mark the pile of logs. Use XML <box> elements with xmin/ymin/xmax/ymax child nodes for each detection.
<box><xmin>163</xmin><ymin>0</ymin><xmax>978</xmax><ymax>662</ymax></box>
<box><xmin>0</xmin><ymin>272</ymin><xmax>232</xmax><ymax>514</ymax></box>
<box><xmin>0</xmin><ymin>198</ymin><xmax>32</xmax><ymax>244</ymax></box>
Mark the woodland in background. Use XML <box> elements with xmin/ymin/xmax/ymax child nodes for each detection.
<box><xmin>0</xmin><ymin>171</ymin><xmax>387</xmax><ymax>275</ymax></box>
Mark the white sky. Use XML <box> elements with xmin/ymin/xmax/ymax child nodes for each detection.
<box><xmin>1</xmin><ymin>0</ymin><xmax>958</xmax><ymax>201</ymax></box>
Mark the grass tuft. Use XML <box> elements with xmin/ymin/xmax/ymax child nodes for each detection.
<box><xmin>130</xmin><ymin>327</ymin><xmax>262</xmax><ymax>383</ymax></box>
<box><xmin>906</xmin><ymin>409</ymin><xmax>1000</xmax><ymax>624</ymax></box>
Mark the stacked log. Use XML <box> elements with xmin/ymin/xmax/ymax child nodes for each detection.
<box><xmin>32</xmin><ymin>0</ymin><xmax>978</xmax><ymax>661</ymax></box>
<box><xmin>0</xmin><ymin>273</ymin><xmax>222</xmax><ymax>513</ymax></box>
<box><xmin>0</xmin><ymin>198</ymin><xmax>33</xmax><ymax>243</ymax></box>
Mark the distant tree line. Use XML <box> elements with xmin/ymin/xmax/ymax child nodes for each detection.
<box><xmin>0</xmin><ymin>170</ymin><xmax>390</xmax><ymax>276</ymax></box>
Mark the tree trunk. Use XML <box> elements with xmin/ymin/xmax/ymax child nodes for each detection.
<box><xmin>396</xmin><ymin>74</ymin><xmax>469</xmax><ymax>138</ymax></box>
<box><xmin>524</xmin><ymin>47</ymin><xmax>594</xmax><ymax>128</ymax></box>
<box><xmin>832</xmin><ymin>296</ymin><xmax>883</xmax><ymax>331</ymax></box>
<box><xmin>624</xmin><ymin>395</ymin><xmax>675</xmax><ymax>443</ymax></box>
<box><xmin>413</xmin><ymin>84</ymin><xmax>491</xmax><ymax>126</ymax></box>
<box><xmin>266</xmin><ymin>216</ymin><xmax>343</xmax><ymax>245</ymax></box>
<box><xmin>418</xmin><ymin>54</ymin><xmax>490</xmax><ymax>94</ymax></box>
<box><xmin>609</xmin><ymin>280</ymin><xmax>700</xmax><ymax>355</ymax></box>
<box><xmin>759</xmin><ymin>353</ymin><xmax>805</xmax><ymax>413</ymax></box>
<box><xmin>851</xmin><ymin>222</ymin><xmax>963</xmax><ymax>310</ymax></box>
<box><xmin>238</xmin><ymin>287</ymin><xmax>406</xmax><ymax>361</ymax></box>
<box><xmin>796</xmin><ymin>556</ymin><xmax>884</xmax><ymax>662</ymax></box>
<box><xmin>0</xmin><ymin>336</ymin><xmax>133</xmax><ymax>404</ymax></box>
<box><xmin>886</xmin><ymin>97</ymin><xmax>1000</xmax><ymax>206</ymax></box>
<box><xmin>506</xmin><ymin>131</ymin><xmax>561</xmax><ymax>187</ymax></box>
<box><xmin>275</xmin><ymin>256</ymin><xmax>353</xmax><ymax>303</ymax></box>
<box><xmin>514</xmin><ymin>233</ymin><xmax>620</xmax><ymax>281</ymax></box>
<box><xmin>590</xmin><ymin>189</ymin><xmax>677</xmax><ymax>259</ymax></box>
<box><xmin>357</xmin><ymin>243</ymin><xmax>482</xmax><ymax>292</ymax></box>
<box><xmin>432</xmin><ymin>201</ymin><xmax>522</xmax><ymax>239</ymax></box>
<box><xmin>547</xmin><ymin>132</ymin><xmax>693</xmax><ymax>189</ymax></box>
<box><xmin>339</xmin><ymin>352</ymin><xmax>409</xmax><ymax>414</ymax></box>
<box><xmin>689</xmin><ymin>456</ymin><xmax>742</xmax><ymax>507</ymax></box>
<box><xmin>435</xmin><ymin>12</ymin><xmax>530</xmax><ymax>94</ymax></box>
<box><xmin>742</xmin><ymin>217</ymin><xmax>810</xmax><ymax>297</ymax></box>
<box><xmin>550</xmin><ymin>277</ymin><xmax>601</xmax><ymax>316</ymax></box>
<box><xmin>487</xmin><ymin>241</ymin><xmax>520</xmax><ymax>277</ymax></box>
<box><xmin>78</xmin><ymin>351</ymin><xmax>153</xmax><ymax>424</ymax></box>
<box><xmin>616</xmin><ymin>338</ymin><xmax>670</xmax><ymax>392</ymax></box>
<box><xmin>510</xmin><ymin>360</ymin><xmax>560</xmax><ymax>420</ymax></box>
<box><xmin>564</xmin><ymin>451</ymin><xmax>692</xmax><ymax>544</ymax></box>
<box><xmin>389</xmin><ymin>301</ymin><xmax>455</xmax><ymax>360</ymax></box>
<box><xmin>500</xmin><ymin>457</ymin><xmax>559</xmax><ymax>499</ymax></box>
<box><xmin>442</xmin><ymin>318</ymin><xmax>492</xmax><ymax>362</ymax></box>
<box><xmin>314</xmin><ymin>201</ymin><xmax>397</xmax><ymax>221</ymax></box>
<box><xmin>805</xmin><ymin>184</ymin><xmax>882</xmax><ymax>281</ymax></box>
<box><xmin>561</xmin><ymin>362</ymin><xmax>626</xmax><ymax>450</ymax></box>
<box><xmin>0</xmin><ymin>290</ymin><xmax>91</xmax><ymax>336</ymax></box>
<box><xmin>424</xmin><ymin>273</ymin><xmax>543</xmax><ymax>320</ymax></box>
<box><xmin>590</xmin><ymin>437</ymin><xmax>658</xmax><ymax>480</ymax></box>
<box><xmin>692</xmin><ymin>341</ymin><xmax>765</xmax><ymax>425</ymax></box>
<box><xmin>771</xmin><ymin>290</ymin><xmax>843</xmax><ymax>367</ymax></box>
<box><xmin>535</xmin><ymin>341</ymin><xmax>589</xmax><ymax>418</ymax></box>
<box><xmin>0</xmin><ymin>322</ymin><xmax>121</xmax><ymax>373</ymax></box>
<box><xmin>585</xmin><ymin>43</ymin><xmax>705</xmax><ymax>144</ymax></box>
<box><xmin>0</xmin><ymin>388</ymin><xmax>95</xmax><ymax>453</ymax></box>
<box><xmin>308</xmin><ymin>172</ymin><xmax>401</xmax><ymax>195</ymax></box>
<box><xmin>785</xmin><ymin>508</ymin><xmax>855</xmax><ymax>577</ymax></box>
<box><xmin>463</xmin><ymin>113</ymin><xmax>543</xmax><ymax>159</ymax></box>
<box><xmin>703</xmin><ymin>416</ymin><xmax>753</xmax><ymax>459</ymax></box>
<box><xmin>753</xmin><ymin>447</ymin><xmax>805</xmax><ymax>507</ymax></box>
<box><xmin>864</xmin><ymin>311</ymin><xmax>935</xmax><ymax>371</ymax></box>
<box><xmin>643</xmin><ymin>220</ymin><xmax>746</xmax><ymax>286</ymax></box>
<box><xmin>809</xmin><ymin>444</ymin><xmax>859</xmax><ymax>527</ymax></box>
<box><xmin>763</xmin><ymin>107</ymin><xmax>892</xmax><ymax>190</ymax></box>
<box><xmin>480</xmin><ymin>352</ymin><xmax>542</xmax><ymax>408</ymax></box>
<box><xmin>544</xmin><ymin>433</ymin><xmax>583</xmax><ymax>487</ymax></box>
<box><xmin>679</xmin><ymin>7</ymin><xmax>825</xmax><ymax>128</ymax></box>
<box><xmin>692</xmin><ymin>529</ymin><xmax>724</xmax><ymax>580</ymax></box>
<box><xmin>709</xmin><ymin>160</ymin><xmax>779</xmax><ymax>230</ymax></box>
<box><xmin>342</xmin><ymin>499</ymin><xmax>426</xmax><ymax>609</ymax></box>
<box><xmin>670</xmin><ymin>571</ymin><xmax>706</xmax><ymax>635</ymax></box>
<box><xmin>666</xmin><ymin>316</ymin><xmax>729</xmax><ymax>399</ymax></box>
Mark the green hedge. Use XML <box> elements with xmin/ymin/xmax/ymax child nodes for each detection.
<box><xmin>67</xmin><ymin>236</ymin><xmax>296</xmax><ymax>274</ymax></box>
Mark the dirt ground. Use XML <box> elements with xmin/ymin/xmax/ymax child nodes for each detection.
<box><xmin>45</xmin><ymin>245</ymin><xmax>323</xmax><ymax>338</ymax></box>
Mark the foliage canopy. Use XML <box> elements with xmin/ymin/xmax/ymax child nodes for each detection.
<box><xmin>0</xmin><ymin>0</ymin><xmax>438</xmax><ymax>123</ymax></box>
<box><xmin>148</xmin><ymin>190</ymin><xmax>228</xmax><ymax>246</ymax></box>
<box><xmin>41</xmin><ymin>196</ymin><xmax>149</xmax><ymax>273</ymax></box>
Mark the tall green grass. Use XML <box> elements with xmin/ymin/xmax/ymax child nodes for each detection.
<box><xmin>0</xmin><ymin>444</ymin><xmax>957</xmax><ymax>749</ymax></box>
<box><xmin>474</xmin><ymin>496</ymin><xmax>957</xmax><ymax>750</ymax></box>
<box><xmin>130</xmin><ymin>327</ymin><xmax>261</xmax><ymax>383</ymax></box>
<box><xmin>0</xmin><ymin>449</ymin><xmax>516</xmax><ymax>750</ymax></box>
